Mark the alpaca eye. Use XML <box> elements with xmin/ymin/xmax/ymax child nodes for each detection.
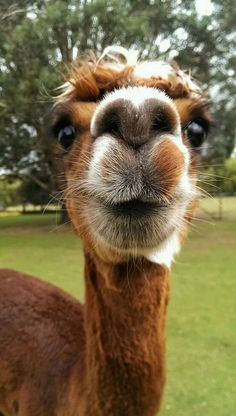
<box><xmin>186</xmin><ymin>121</ymin><xmax>207</xmax><ymax>148</ymax></box>
<box><xmin>58</xmin><ymin>125</ymin><xmax>76</xmax><ymax>150</ymax></box>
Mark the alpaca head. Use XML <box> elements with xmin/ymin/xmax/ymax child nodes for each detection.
<box><xmin>51</xmin><ymin>47</ymin><xmax>211</xmax><ymax>265</ymax></box>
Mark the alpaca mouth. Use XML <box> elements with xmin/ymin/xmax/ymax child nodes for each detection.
<box><xmin>107</xmin><ymin>200</ymin><xmax>169</xmax><ymax>217</ymax></box>
<box><xmin>85</xmin><ymin>196</ymin><xmax>178</xmax><ymax>251</ymax></box>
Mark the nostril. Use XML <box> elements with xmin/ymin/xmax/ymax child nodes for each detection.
<box><xmin>152</xmin><ymin>112</ymin><xmax>172</xmax><ymax>134</ymax></box>
<box><xmin>101</xmin><ymin>113</ymin><xmax>122</xmax><ymax>138</ymax></box>
<box><xmin>142</xmin><ymin>100</ymin><xmax>179</xmax><ymax>136</ymax></box>
<box><xmin>92</xmin><ymin>112</ymin><xmax>120</xmax><ymax>138</ymax></box>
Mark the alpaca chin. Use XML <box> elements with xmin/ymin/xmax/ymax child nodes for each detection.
<box><xmin>83</xmin><ymin>196</ymin><xmax>186</xmax><ymax>256</ymax></box>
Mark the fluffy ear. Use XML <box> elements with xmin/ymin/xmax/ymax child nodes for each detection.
<box><xmin>98</xmin><ymin>45</ymin><xmax>139</xmax><ymax>67</ymax></box>
<box><xmin>170</xmin><ymin>60</ymin><xmax>180</xmax><ymax>71</ymax></box>
<box><xmin>93</xmin><ymin>65</ymin><xmax>134</xmax><ymax>92</ymax></box>
<box><xmin>185</xmin><ymin>68</ymin><xmax>192</xmax><ymax>77</ymax></box>
<box><xmin>54</xmin><ymin>62</ymin><xmax>134</xmax><ymax>103</ymax></box>
<box><xmin>56</xmin><ymin>64</ymin><xmax>100</xmax><ymax>102</ymax></box>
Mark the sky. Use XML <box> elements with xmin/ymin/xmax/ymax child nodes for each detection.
<box><xmin>195</xmin><ymin>0</ymin><xmax>214</xmax><ymax>16</ymax></box>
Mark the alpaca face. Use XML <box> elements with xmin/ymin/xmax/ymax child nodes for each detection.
<box><xmin>87</xmin><ymin>86</ymin><xmax>190</xmax><ymax>252</ymax></box>
<box><xmin>52</xmin><ymin>63</ymin><xmax>211</xmax><ymax>265</ymax></box>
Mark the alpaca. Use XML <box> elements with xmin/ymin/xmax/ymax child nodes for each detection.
<box><xmin>0</xmin><ymin>47</ymin><xmax>211</xmax><ymax>416</ymax></box>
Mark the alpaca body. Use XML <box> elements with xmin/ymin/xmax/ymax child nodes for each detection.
<box><xmin>0</xmin><ymin>47</ymin><xmax>211</xmax><ymax>415</ymax></box>
<box><xmin>0</xmin><ymin>269</ymin><xmax>84</xmax><ymax>416</ymax></box>
<box><xmin>0</xmin><ymin>258</ymin><xmax>168</xmax><ymax>416</ymax></box>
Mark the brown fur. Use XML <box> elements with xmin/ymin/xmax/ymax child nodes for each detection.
<box><xmin>152</xmin><ymin>139</ymin><xmax>185</xmax><ymax>197</ymax></box>
<box><xmin>0</xmin><ymin>56</ymin><xmax>210</xmax><ymax>415</ymax></box>
<box><xmin>60</xmin><ymin>60</ymin><xmax>205</xmax><ymax>103</ymax></box>
<box><xmin>0</xmin><ymin>269</ymin><xmax>85</xmax><ymax>416</ymax></box>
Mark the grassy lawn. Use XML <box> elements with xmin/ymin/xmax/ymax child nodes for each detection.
<box><xmin>0</xmin><ymin>213</ymin><xmax>85</xmax><ymax>298</ymax></box>
<box><xmin>0</xmin><ymin>197</ymin><xmax>235</xmax><ymax>415</ymax></box>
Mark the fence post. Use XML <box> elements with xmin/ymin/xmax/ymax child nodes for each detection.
<box><xmin>218</xmin><ymin>195</ymin><xmax>223</xmax><ymax>220</ymax></box>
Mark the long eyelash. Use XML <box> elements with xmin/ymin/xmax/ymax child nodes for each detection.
<box><xmin>188</xmin><ymin>98</ymin><xmax>212</xmax><ymax>114</ymax></box>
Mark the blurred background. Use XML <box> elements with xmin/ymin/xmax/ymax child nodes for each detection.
<box><xmin>0</xmin><ymin>1</ymin><xmax>235</xmax><ymax>415</ymax></box>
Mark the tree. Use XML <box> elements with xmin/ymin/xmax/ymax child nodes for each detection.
<box><xmin>0</xmin><ymin>178</ymin><xmax>22</xmax><ymax>210</ymax></box>
<box><xmin>19</xmin><ymin>168</ymin><xmax>52</xmax><ymax>207</ymax></box>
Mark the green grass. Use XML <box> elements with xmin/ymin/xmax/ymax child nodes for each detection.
<box><xmin>199</xmin><ymin>195</ymin><xmax>236</xmax><ymax>221</ymax></box>
<box><xmin>0</xmin><ymin>213</ymin><xmax>85</xmax><ymax>299</ymax></box>
<box><xmin>0</xmin><ymin>212</ymin><xmax>57</xmax><ymax>228</ymax></box>
<box><xmin>0</xmin><ymin>197</ymin><xmax>235</xmax><ymax>415</ymax></box>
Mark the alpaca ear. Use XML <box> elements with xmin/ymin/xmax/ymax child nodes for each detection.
<box><xmin>98</xmin><ymin>45</ymin><xmax>139</xmax><ymax>68</ymax></box>
<box><xmin>186</xmin><ymin>68</ymin><xmax>192</xmax><ymax>77</ymax></box>
<box><xmin>170</xmin><ymin>61</ymin><xmax>191</xmax><ymax>78</ymax></box>
<box><xmin>170</xmin><ymin>60</ymin><xmax>180</xmax><ymax>72</ymax></box>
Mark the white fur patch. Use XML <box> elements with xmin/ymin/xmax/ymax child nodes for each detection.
<box><xmin>178</xmin><ymin>167</ymin><xmax>194</xmax><ymax>196</ymax></box>
<box><xmin>133</xmin><ymin>61</ymin><xmax>173</xmax><ymax>81</ymax></box>
<box><xmin>143</xmin><ymin>231</ymin><xmax>181</xmax><ymax>268</ymax></box>
<box><xmin>133</xmin><ymin>61</ymin><xmax>200</xmax><ymax>93</ymax></box>
<box><xmin>88</xmin><ymin>136</ymin><xmax>114</xmax><ymax>183</ymax></box>
<box><xmin>175</xmin><ymin>143</ymin><xmax>196</xmax><ymax>198</ymax></box>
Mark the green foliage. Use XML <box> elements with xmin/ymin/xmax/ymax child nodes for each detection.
<box><xmin>0</xmin><ymin>0</ymin><xmax>235</xmax><ymax>197</ymax></box>
<box><xmin>19</xmin><ymin>169</ymin><xmax>52</xmax><ymax>206</ymax></box>
<box><xmin>223</xmin><ymin>158</ymin><xmax>236</xmax><ymax>193</ymax></box>
<box><xmin>200</xmin><ymin>157</ymin><xmax>236</xmax><ymax>195</ymax></box>
<box><xmin>0</xmin><ymin>179</ymin><xmax>22</xmax><ymax>209</ymax></box>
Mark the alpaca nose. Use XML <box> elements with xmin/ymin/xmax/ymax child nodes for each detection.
<box><xmin>91</xmin><ymin>87</ymin><xmax>180</xmax><ymax>148</ymax></box>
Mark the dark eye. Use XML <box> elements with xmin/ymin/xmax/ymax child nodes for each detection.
<box><xmin>186</xmin><ymin>121</ymin><xmax>207</xmax><ymax>148</ymax></box>
<box><xmin>58</xmin><ymin>125</ymin><xmax>76</xmax><ymax>150</ymax></box>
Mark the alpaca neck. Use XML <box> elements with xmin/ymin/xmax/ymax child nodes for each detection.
<box><xmin>83</xmin><ymin>250</ymin><xmax>169</xmax><ymax>416</ymax></box>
